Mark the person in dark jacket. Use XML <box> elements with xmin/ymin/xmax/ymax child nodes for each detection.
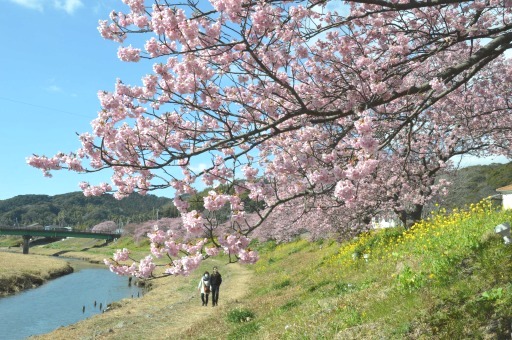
<box><xmin>210</xmin><ymin>266</ymin><xmax>222</xmax><ymax>307</ymax></box>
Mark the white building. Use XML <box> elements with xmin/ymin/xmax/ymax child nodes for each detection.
<box><xmin>496</xmin><ymin>184</ymin><xmax>512</xmax><ymax>210</ymax></box>
<box><xmin>371</xmin><ymin>216</ymin><xmax>397</xmax><ymax>229</ymax></box>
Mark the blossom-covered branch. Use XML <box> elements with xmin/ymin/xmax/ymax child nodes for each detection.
<box><xmin>29</xmin><ymin>0</ymin><xmax>512</xmax><ymax>277</ymax></box>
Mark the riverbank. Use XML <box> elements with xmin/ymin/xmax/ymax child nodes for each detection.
<box><xmin>0</xmin><ymin>251</ymin><xmax>73</xmax><ymax>296</ymax></box>
<box><xmin>30</xmin><ymin>258</ymin><xmax>252</xmax><ymax>339</ymax></box>
<box><xmin>0</xmin><ymin>236</ymin><xmax>157</xmax><ymax>299</ymax></box>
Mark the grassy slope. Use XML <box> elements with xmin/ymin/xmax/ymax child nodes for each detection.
<box><xmin>185</xmin><ymin>200</ymin><xmax>512</xmax><ymax>339</ymax></box>
<box><xmin>0</xmin><ymin>252</ymin><xmax>73</xmax><ymax>296</ymax></box>
<box><xmin>28</xmin><ymin>237</ymin><xmax>153</xmax><ymax>263</ymax></box>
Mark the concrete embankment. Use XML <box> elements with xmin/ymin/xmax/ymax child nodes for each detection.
<box><xmin>0</xmin><ymin>251</ymin><xmax>73</xmax><ymax>296</ymax></box>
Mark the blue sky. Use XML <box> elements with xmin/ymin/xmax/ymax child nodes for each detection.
<box><xmin>0</xmin><ymin>0</ymin><xmax>509</xmax><ymax>201</ymax></box>
<box><xmin>0</xmin><ymin>0</ymin><xmax>148</xmax><ymax>200</ymax></box>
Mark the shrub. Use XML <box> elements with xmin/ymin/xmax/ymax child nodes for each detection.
<box><xmin>226</xmin><ymin>308</ymin><xmax>255</xmax><ymax>323</ymax></box>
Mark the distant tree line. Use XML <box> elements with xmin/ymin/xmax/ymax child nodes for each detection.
<box><xmin>0</xmin><ymin>192</ymin><xmax>177</xmax><ymax>230</ymax></box>
<box><xmin>0</xmin><ymin>183</ymin><xmax>264</xmax><ymax>231</ymax></box>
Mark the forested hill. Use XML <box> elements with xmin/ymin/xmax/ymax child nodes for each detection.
<box><xmin>0</xmin><ymin>192</ymin><xmax>174</xmax><ymax>229</ymax></box>
<box><xmin>442</xmin><ymin>161</ymin><xmax>512</xmax><ymax>210</ymax></box>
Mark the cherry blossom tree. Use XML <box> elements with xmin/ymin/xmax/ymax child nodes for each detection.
<box><xmin>129</xmin><ymin>217</ymin><xmax>188</xmax><ymax>242</ymax></box>
<box><xmin>28</xmin><ymin>0</ymin><xmax>512</xmax><ymax>278</ymax></box>
<box><xmin>91</xmin><ymin>220</ymin><xmax>118</xmax><ymax>233</ymax></box>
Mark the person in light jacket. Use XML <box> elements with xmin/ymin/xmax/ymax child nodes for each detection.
<box><xmin>197</xmin><ymin>271</ymin><xmax>211</xmax><ymax>306</ymax></box>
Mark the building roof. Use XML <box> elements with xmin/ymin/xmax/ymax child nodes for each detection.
<box><xmin>496</xmin><ymin>184</ymin><xmax>512</xmax><ymax>192</ymax></box>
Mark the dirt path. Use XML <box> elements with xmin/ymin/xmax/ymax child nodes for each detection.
<box><xmin>31</xmin><ymin>259</ymin><xmax>253</xmax><ymax>340</ymax></box>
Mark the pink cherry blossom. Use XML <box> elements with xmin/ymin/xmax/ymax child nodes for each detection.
<box><xmin>203</xmin><ymin>191</ymin><xmax>229</xmax><ymax>211</ymax></box>
<box><xmin>112</xmin><ymin>248</ymin><xmax>130</xmax><ymax>262</ymax></box>
<box><xmin>117</xmin><ymin>45</ymin><xmax>141</xmax><ymax>62</ymax></box>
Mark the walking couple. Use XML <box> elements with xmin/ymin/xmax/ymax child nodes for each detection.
<box><xmin>197</xmin><ymin>266</ymin><xmax>222</xmax><ymax>307</ymax></box>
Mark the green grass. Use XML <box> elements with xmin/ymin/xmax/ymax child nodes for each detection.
<box><xmin>226</xmin><ymin>308</ymin><xmax>256</xmax><ymax>323</ymax></box>
<box><xmin>0</xmin><ymin>235</ymin><xmax>24</xmax><ymax>247</ymax></box>
<box><xmin>0</xmin><ymin>234</ymin><xmax>155</xmax><ymax>266</ymax></box>
<box><xmin>185</xmin><ymin>199</ymin><xmax>512</xmax><ymax>339</ymax></box>
<box><xmin>35</xmin><ymin>236</ymin><xmax>149</xmax><ymax>255</ymax></box>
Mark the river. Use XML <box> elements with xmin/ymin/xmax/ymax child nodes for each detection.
<box><xmin>0</xmin><ymin>260</ymin><xmax>143</xmax><ymax>340</ymax></box>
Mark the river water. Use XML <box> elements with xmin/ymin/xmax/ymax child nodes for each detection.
<box><xmin>0</xmin><ymin>261</ymin><xmax>143</xmax><ymax>340</ymax></box>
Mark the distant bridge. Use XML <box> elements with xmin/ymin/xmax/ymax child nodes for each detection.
<box><xmin>0</xmin><ymin>227</ymin><xmax>121</xmax><ymax>254</ymax></box>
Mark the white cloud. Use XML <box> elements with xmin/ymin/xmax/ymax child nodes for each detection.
<box><xmin>189</xmin><ymin>163</ymin><xmax>208</xmax><ymax>174</ymax></box>
<box><xmin>46</xmin><ymin>85</ymin><xmax>63</xmax><ymax>93</ymax></box>
<box><xmin>53</xmin><ymin>0</ymin><xmax>83</xmax><ymax>15</ymax></box>
<box><xmin>9</xmin><ymin>0</ymin><xmax>84</xmax><ymax>14</ymax></box>
<box><xmin>451</xmin><ymin>154</ymin><xmax>510</xmax><ymax>168</ymax></box>
<box><xmin>9</xmin><ymin>0</ymin><xmax>43</xmax><ymax>11</ymax></box>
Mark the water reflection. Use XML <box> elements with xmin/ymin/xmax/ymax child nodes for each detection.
<box><xmin>0</xmin><ymin>263</ymin><xmax>142</xmax><ymax>340</ymax></box>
